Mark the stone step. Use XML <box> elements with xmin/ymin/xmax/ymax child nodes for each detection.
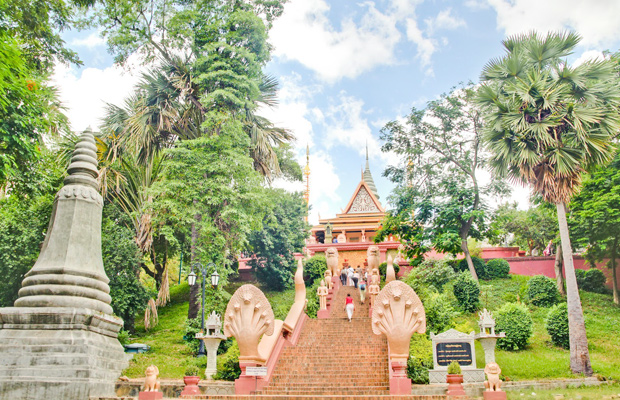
<box><xmin>183</xmin><ymin>396</ymin><xmax>448</xmax><ymax>400</ymax></box>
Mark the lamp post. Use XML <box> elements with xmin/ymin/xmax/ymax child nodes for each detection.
<box><xmin>188</xmin><ymin>262</ymin><xmax>220</xmax><ymax>357</ymax></box>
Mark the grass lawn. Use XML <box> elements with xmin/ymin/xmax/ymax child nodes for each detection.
<box><xmin>456</xmin><ymin>276</ymin><xmax>620</xmax><ymax>381</ymax></box>
<box><xmin>506</xmin><ymin>382</ymin><xmax>620</xmax><ymax>399</ymax></box>
<box><xmin>122</xmin><ymin>279</ymin><xmax>296</xmax><ymax>378</ymax></box>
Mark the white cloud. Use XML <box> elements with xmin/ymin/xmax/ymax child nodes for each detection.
<box><xmin>70</xmin><ymin>33</ymin><xmax>106</xmax><ymax>48</ymax></box>
<box><xmin>270</xmin><ymin>0</ymin><xmax>402</xmax><ymax>82</ymax></box>
<box><xmin>573</xmin><ymin>50</ymin><xmax>605</xmax><ymax>66</ymax></box>
<box><xmin>486</xmin><ymin>0</ymin><xmax>620</xmax><ymax>46</ymax></box>
<box><xmin>51</xmin><ymin>58</ymin><xmax>143</xmax><ymax>132</ymax></box>
<box><xmin>405</xmin><ymin>18</ymin><xmax>436</xmax><ymax>74</ymax></box>
<box><xmin>426</xmin><ymin>8</ymin><xmax>467</xmax><ymax>33</ymax></box>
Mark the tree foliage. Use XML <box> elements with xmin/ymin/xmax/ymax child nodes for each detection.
<box><xmin>379</xmin><ymin>84</ymin><xmax>507</xmax><ymax>280</ymax></box>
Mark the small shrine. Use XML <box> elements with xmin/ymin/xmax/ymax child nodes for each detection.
<box><xmin>195</xmin><ymin>311</ymin><xmax>226</xmax><ymax>379</ymax></box>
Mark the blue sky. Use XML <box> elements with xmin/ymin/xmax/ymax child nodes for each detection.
<box><xmin>54</xmin><ymin>0</ymin><xmax>620</xmax><ymax>224</ymax></box>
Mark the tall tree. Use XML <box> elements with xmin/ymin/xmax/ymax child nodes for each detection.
<box><xmin>570</xmin><ymin>153</ymin><xmax>620</xmax><ymax>304</ymax></box>
<box><xmin>380</xmin><ymin>85</ymin><xmax>507</xmax><ymax>279</ymax></box>
<box><xmin>477</xmin><ymin>31</ymin><xmax>620</xmax><ymax>375</ymax></box>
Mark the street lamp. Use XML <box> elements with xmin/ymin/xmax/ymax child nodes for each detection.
<box><xmin>188</xmin><ymin>262</ymin><xmax>220</xmax><ymax>357</ymax></box>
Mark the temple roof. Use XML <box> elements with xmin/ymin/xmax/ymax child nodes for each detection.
<box><xmin>363</xmin><ymin>146</ymin><xmax>379</xmax><ymax>199</ymax></box>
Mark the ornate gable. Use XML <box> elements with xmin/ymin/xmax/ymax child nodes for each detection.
<box><xmin>343</xmin><ymin>181</ymin><xmax>384</xmax><ymax>214</ymax></box>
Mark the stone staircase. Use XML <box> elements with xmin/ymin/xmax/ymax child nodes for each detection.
<box><xmin>257</xmin><ymin>285</ymin><xmax>388</xmax><ymax>396</ymax></box>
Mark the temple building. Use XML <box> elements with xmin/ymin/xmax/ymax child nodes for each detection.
<box><xmin>305</xmin><ymin>148</ymin><xmax>403</xmax><ymax>268</ymax></box>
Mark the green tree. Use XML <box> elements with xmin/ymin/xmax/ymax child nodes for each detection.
<box><xmin>149</xmin><ymin>127</ymin><xmax>267</xmax><ymax>318</ymax></box>
<box><xmin>477</xmin><ymin>31</ymin><xmax>620</xmax><ymax>375</ymax></box>
<box><xmin>248</xmin><ymin>189</ymin><xmax>308</xmax><ymax>291</ymax></box>
<box><xmin>570</xmin><ymin>154</ymin><xmax>620</xmax><ymax>304</ymax></box>
<box><xmin>379</xmin><ymin>85</ymin><xmax>507</xmax><ymax>279</ymax></box>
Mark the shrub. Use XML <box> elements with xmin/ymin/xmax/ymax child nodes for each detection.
<box><xmin>305</xmin><ymin>278</ymin><xmax>322</xmax><ymax>318</ymax></box>
<box><xmin>457</xmin><ymin>257</ymin><xmax>488</xmax><ymax>280</ymax></box>
<box><xmin>453</xmin><ymin>273</ymin><xmax>480</xmax><ymax>313</ymax></box>
<box><xmin>527</xmin><ymin>275</ymin><xmax>559</xmax><ymax>307</ymax></box>
<box><xmin>582</xmin><ymin>269</ymin><xmax>607</xmax><ymax>293</ymax></box>
<box><xmin>495</xmin><ymin>302</ymin><xmax>533</xmax><ymax>351</ymax></box>
<box><xmin>185</xmin><ymin>364</ymin><xmax>200</xmax><ymax>377</ymax></box>
<box><xmin>485</xmin><ymin>259</ymin><xmax>510</xmax><ymax>279</ymax></box>
<box><xmin>425</xmin><ymin>292</ymin><xmax>458</xmax><ymax>334</ymax></box>
<box><xmin>546</xmin><ymin>303</ymin><xmax>569</xmax><ymax>349</ymax></box>
<box><xmin>447</xmin><ymin>361</ymin><xmax>461</xmax><ymax>375</ymax></box>
<box><xmin>412</xmin><ymin>259</ymin><xmax>456</xmax><ymax>291</ymax></box>
<box><xmin>379</xmin><ymin>261</ymin><xmax>400</xmax><ymax>278</ymax></box>
<box><xmin>304</xmin><ymin>255</ymin><xmax>327</xmax><ymax>284</ymax></box>
<box><xmin>407</xmin><ymin>335</ymin><xmax>433</xmax><ymax>384</ymax></box>
<box><xmin>183</xmin><ymin>318</ymin><xmax>202</xmax><ymax>354</ymax></box>
<box><xmin>575</xmin><ymin>269</ymin><xmax>586</xmax><ymax>288</ymax></box>
<box><xmin>213</xmin><ymin>340</ymin><xmax>241</xmax><ymax>381</ymax></box>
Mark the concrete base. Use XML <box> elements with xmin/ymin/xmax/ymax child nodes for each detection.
<box><xmin>483</xmin><ymin>390</ymin><xmax>507</xmax><ymax>400</ymax></box>
<box><xmin>389</xmin><ymin>377</ymin><xmax>412</xmax><ymax>395</ymax></box>
<box><xmin>429</xmin><ymin>369</ymin><xmax>485</xmax><ymax>383</ymax></box>
<box><xmin>138</xmin><ymin>391</ymin><xmax>163</xmax><ymax>400</ymax></box>
<box><xmin>317</xmin><ymin>309</ymin><xmax>330</xmax><ymax>319</ymax></box>
<box><xmin>0</xmin><ymin>307</ymin><xmax>128</xmax><ymax>400</ymax></box>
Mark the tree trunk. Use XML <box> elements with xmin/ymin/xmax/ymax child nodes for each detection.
<box><xmin>187</xmin><ymin>220</ymin><xmax>200</xmax><ymax>319</ymax></box>
<box><xmin>556</xmin><ymin>202</ymin><xmax>593</xmax><ymax>376</ymax></box>
<box><xmin>611</xmin><ymin>243</ymin><xmax>618</xmax><ymax>305</ymax></box>
<box><xmin>461</xmin><ymin>238</ymin><xmax>478</xmax><ymax>281</ymax></box>
<box><xmin>554</xmin><ymin>244</ymin><xmax>566</xmax><ymax>295</ymax></box>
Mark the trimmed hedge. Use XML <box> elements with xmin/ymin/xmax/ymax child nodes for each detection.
<box><xmin>546</xmin><ymin>303</ymin><xmax>569</xmax><ymax>349</ymax></box>
<box><xmin>457</xmin><ymin>257</ymin><xmax>488</xmax><ymax>280</ymax></box>
<box><xmin>486</xmin><ymin>259</ymin><xmax>510</xmax><ymax>279</ymax></box>
<box><xmin>581</xmin><ymin>269</ymin><xmax>607</xmax><ymax>293</ymax></box>
<box><xmin>496</xmin><ymin>302</ymin><xmax>533</xmax><ymax>351</ymax></box>
<box><xmin>453</xmin><ymin>272</ymin><xmax>480</xmax><ymax>313</ymax></box>
<box><xmin>527</xmin><ymin>275</ymin><xmax>559</xmax><ymax>307</ymax></box>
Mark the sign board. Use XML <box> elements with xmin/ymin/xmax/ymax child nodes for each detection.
<box><xmin>245</xmin><ymin>366</ymin><xmax>267</xmax><ymax>376</ymax></box>
<box><xmin>435</xmin><ymin>342</ymin><xmax>473</xmax><ymax>366</ymax></box>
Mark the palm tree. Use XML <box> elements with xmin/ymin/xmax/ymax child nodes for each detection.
<box><xmin>477</xmin><ymin>31</ymin><xmax>620</xmax><ymax>375</ymax></box>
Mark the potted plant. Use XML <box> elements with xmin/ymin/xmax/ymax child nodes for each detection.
<box><xmin>446</xmin><ymin>361</ymin><xmax>466</xmax><ymax>397</ymax></box>
<box><xmin>180</xmin><ymin>364</ymin><xmax>201</xmax><ymax>396</ymax></box>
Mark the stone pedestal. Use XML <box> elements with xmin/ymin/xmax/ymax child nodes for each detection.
<box><xmin>202</xmin><ymin>338</ymin><xmax>223</xmax><ymax>379</ymax></box>
<box><xmin>180</xmin><ymin>376</ymin><xmax>201</xmax><ymax>396</ymax></box>
<box><xmin>483</xmin><ymin>390</ymin><xmax>507</xmax><ymax>400</ymax></box>
<box><xmin>317</xmin><ymin>309</ymin><xmax>330</xmax><ymax>319</ymax></box>
<box><xmin>139</xmin><ymin>391</ymin><xmax>164</xmax><ymax>400</ymax></box>
<box><xmin>389</xmin><ymin>361</ymin><xmax>411</xmax><ymax>395</ymax></box>
<box><xmin>478</xmin><ymin>337</ymin><xmax>499</xmax><ymax>364</ymax></box>
<box><xmin>0</xmin><ymin>307</ymin><xmax>127</xmax><ymax>399</ymax></box>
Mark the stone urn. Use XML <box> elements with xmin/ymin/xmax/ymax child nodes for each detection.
<box><xmin>446</xmin><ymin>374</ymin><xmax>466</xmax><ymax>397</ymax></box>
<box><xmin>180</xmin><ymin>376</ymin><xmax>201</xmax><ymax>396</ymax></box>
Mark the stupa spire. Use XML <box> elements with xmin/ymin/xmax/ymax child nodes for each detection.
<box><xmin>363</xmin><ymin>143</ymin><xmax>379</xmax><ymax>199</ymax></box>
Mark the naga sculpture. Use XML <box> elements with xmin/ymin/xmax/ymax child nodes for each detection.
<box><xmin>367</xmin><ymin>245</ymin><xmax>380</xmax><ymax>271</ymax></box>
<box><xmin>386</xmin><ymin>254</ymin><xmax>396</xmax><ymax>283</ymax></box>
<box><xmin>325</xmin><ymin>247</ymin><xmax>339</xmax><ymax>276</ymax></box>
<box><xmin>223</xmin><ymin>285</ymin><xmax>275</xmax><ymax>364</ymax></box>
<box><xmin>372</xmin><ymin>281</ymin><xmax>426</xmax><ymax>363</ymax></box>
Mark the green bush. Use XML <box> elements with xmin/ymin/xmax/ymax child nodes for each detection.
<box><xmin>582</xmin><ymin>269</ymin><xmax>607</xmax><ymax>293</ymax></box>
<box><xmin>184</xmin><ymin>364</ymin><xmax>200</xmax><ymax>377</ymax></box>
<box><xmin>425</xmin><ymin>292</ymin><xmax>458</xmax><ymax>334</ymax></box>
<box><xmin>305</xmin><ymin>278</ymin><xmax>322</xmax><ymax>319</ymax></box>
<box><xmin>303</xmin><ymin>255</ymin><xmax>327</xmax><ymax>284</ymax></box>
<box><xmin>407</xmin><ymin>335</ymin><xmax>433</xmax><ymax>384</ymax></box>
<box><xmin>447</xmin><ymin>361</ymin><xmax>461</xmax><ymax>374</ymax></box>
<box><xmin>453</xmin><ymin>272</ymin><xmax>480</xmax><ymax>313</ymax></box>
<box><xmin>183</xmin><ymin>318</ymin><xmax>202</xmax><ymax>355</ymax></box>
<box><xmin>495</xmin><ymin>302</ymin><xmax>533</xmax><ymax>351</ymax></box>
<box><xmin>213</xmin><ymin>340</ymin><xmax>241</xmax><ymax>381</ymax></box>
<box><xmin>378</xmin><ymin>261</ymin><xmax>400</xmax><ymax>278</ymax></box>
<box><xmin>412</xmin><ymin>259</ymin><xmax>455</xmax><ymax>291</ymax></box>
<box><xmin>485</xmin><ymin>259</ymin><xmax>510</xmax><ymax>279</ymax></box>
<box><xmin>546</xmin><ymin>303</ymin><xmax>569</xmax><ymax>349</ymax></box>
<box><xmin>575</xmin><ymin>269</ymin><xmax>586</xmax><ymax>288</ymax></box>
<box><xmin>527</xmin><ymin>275</ymin><xmax>559</xmax><ymax>307</ymax></box>
<box><xmin>456</xmin><ymin>257</ymin><xmax>488</xmax><ymax>280</ymax></box>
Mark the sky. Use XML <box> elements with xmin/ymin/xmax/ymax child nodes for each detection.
<box><xmin>53</xmin><ymin>0</ymin><xmax>620</xmax><ymax>225</ymax></box>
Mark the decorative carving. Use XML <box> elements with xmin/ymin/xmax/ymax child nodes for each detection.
<box><xmin>368</xmin><ymin>281</ymin><xmax>380</xmax><ymax>307</ymax></box>
<box><xmin>361</xmin><ymin>230</ymin><xmax>366</xmax><ymax>242</ymax></box>
<box><xmin>478</xmin><ymin>309</ymin><xmax>496</xmax><ymax>336</ymax></box>
<box><xmin>223</xmin><ymin>285</ymin><xmax>275</xmax><ymax>364</ymax></box>
<box><xmin>395</xmin><ymin>244</ymin><xmax>405</xmax><ymax>263</ymax></box>
<box><xmin>367</xmin><ymin>245</ymin><xmax>380</xmax><ymax>271</ymax></box>
<box><xmin>143</xmin><ymin>365</ymin><xmax>160</xmax><ymax>392</ymax></box>
<box><xmin>336</xmin><ymin>230</ymin><xmax>347</xmax><ymax>243</ymax></box>
<box><xmin>294</xmin><ymin>258</ymin><xmax>306</xmax><ymax>303</ymax></box>
<box><xmin>484</xmin><ymin>363</ymin><xmax>502</xmax><ymax>392</ymax></box>
<box><xmin>349</xmin><ymin>186</ymin><xmax>380</xmax><ymax>213</ymax></box>
<box><xmin>386</xmin><ymin>254</ymin><xmax>396</xmax><ymax>283</ymax></box>
<box><xmin>307</xmin><ymin>235</ymin><xmax>317</xmax><ymax>245</ymax></box>
<box><xmin>372</xmin><ymin>281</ymin><xmax>426</xmax><ymax>363</ymax></box>
<box><xmin>326</xmin><ymin>247</ymin><xmax>339</xmax><ymax>276</ymax></box>
<box><xmin>324</xmin><ymin>269</ymin><xmax>333</xmax><ymax>290</ymax></box>
<box><xmin>317</xmin><ymin>280</ymin><xmax>328</xmax><ymax>310</ymax></box>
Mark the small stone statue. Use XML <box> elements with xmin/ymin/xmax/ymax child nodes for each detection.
<box><xmin>368</xmin><ymin>282</ymin><xmax>380</xmax><ymax>307</ymax></box>
<box><xmin>361</xmin><ymin>230</ymin><xmax>366</xmax><ymax>242</ymax></box>
<box><xmin>484</xmin><ymin>363</ymin><xmax>502</xmax><ymax>392</ymax></box>
<box><xmin>324</xmin><ymin>269</ymin><xmax>333</xmax><ymax>290</ymax></box>
<box><xmin>325</xmin><ymin>247</ymin><xmax>339</xmax><ymax>276</ymax></box>
<box><xmin>317</xmin><ymin>280</ymin><xmax>328</xmax><ymax>310</ymax></box>
<box><xmin>367</xmin><ymin>245</ymin><xmax>380</xmax><ymax>271</ymax></box>
<box><xmin>337</xmin><ymin>230</ymin><xmax>347</xmax><ymax>243</ymax></box>
<box><xmin>143</xmin><ymin>365</ymin><xmax>160</xmax><ymax>392</ymax></box>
